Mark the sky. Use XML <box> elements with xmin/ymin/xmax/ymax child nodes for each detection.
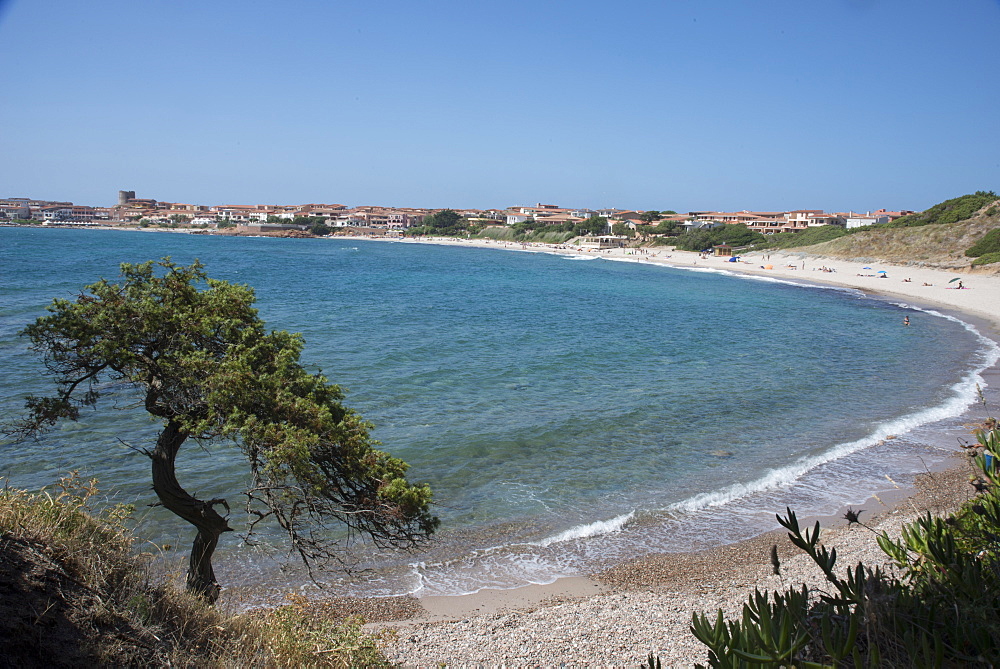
<box><xmin>1</xmin><ymin>0</ymin><xmax>998</xmax><ymax>213</ymax></box>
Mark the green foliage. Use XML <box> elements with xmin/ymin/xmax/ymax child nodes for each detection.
<box><xmin>217</xmin><ymin>220</ymin><xmax>236</xmax><ymax>229</ymax></box>
<box><xmin>407</xmin><ymin>209</ymin><xmax>469</xmax><ymax>236</ymax></box>
<box><xmin>672</xmin><ymin>224</ymin><xmax>764</xmax><ymax>252</ymax></box>
<box><xmin>971</xmin><ymin>251</ymin><xmax>1000</xmax><ymax>266</ymax></box>
<box><xmin>471</xmin><ymin>216</ymin><xmax>607</xmax><ymax>243</ymax></box>
<box><xmin>691</xmin><ymin>418</ymin><xmax>1000</xmax><ymax>667</ymax></box>
<box><xmin>573</xmin><ymin>215</ymin><xmax>611</xmax><ymax>236</ymax></box>
<box><xmin>511</xmin><ymin>215</ymin><xmax>609</xmax><ymax>239</ymax></box>
<box><xmin>260</xmin><ymin>597</ymin><xmax>393</xmax><ymax>668</ymax></box>
<box><xmin>310</xmin><ymin>221</ymin><xmax>332</xmax><ymax>236</ymax></box>
<box><xmin>965</xmin><ymin>227</ymin><xmax>1000</xmax><ymax>257</ymax></box>
<box><xmin>755</xmin><ymin>224</ymin><xmax>849</xmax><ymax>250</ymax></box>
<box><xmin>9</xmin><ymin>259</ymin><xmax>437</xmax><ymax>596</ymax></box>
<box><xmin>646</xmin><ymin>219</ymin><xmax>679</xmax><ymax>236</ymax></box>
<box><xmin>887</xmin><ymin>191</ymin><xmax>998</xmax><ymax>228</ymax></box>
<box><xmin>611</xmin><ymin>222</ymin><xmax>636</xmax><ymax>238</ymax></box>
<box><xmin>289</xmin><ymin>215</ymin><xmax>331</xmax><ymax>230</ymax></box>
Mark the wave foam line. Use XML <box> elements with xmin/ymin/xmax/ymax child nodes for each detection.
<box><xmin>532</xmin><ymin>511</ymin><xmax>635</xmax><ymax>547</ymax></box>
<box><xmin>682</xmin><ymin>264</ymin><xmax>869</xmax><ymax>296</ymax></box>
<box><xmin>671</xmin><ymin>314</ymin><xmax>999</xmax><ymax>514</ymax></box>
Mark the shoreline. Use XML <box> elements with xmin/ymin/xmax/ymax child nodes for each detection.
<box><xmin>342</xmin><ymin>458</ymin><xmax>986</xmax><ymax>666</ymax></box>
<box><xmin>12</xmin><ymin>226</ymin><xmax>999</xmax><ymax>662</ymax></box>
<box><xmin>335</xmin><ymin>236</ymin><xmax>1000</xmax><ymax>665</ymax></box>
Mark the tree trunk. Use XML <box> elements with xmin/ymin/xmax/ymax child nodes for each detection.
<box><xmin>151</xmin><ymin>420</ymin><xmax>232</xmax><ymax>603</ymax></box>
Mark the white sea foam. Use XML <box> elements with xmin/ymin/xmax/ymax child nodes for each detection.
<box><xmin>669</xmin><ymin>312</ymin><xmax>999</xmax><ymax>515</ymax></box>
<box><xmin>603</xmin><ymin>255</ymin><xmax>652</xmax><ymax>265</ymax></box>
<box><xmin>684</xmin><ymin>264</ymin><xmax>869</xmax><ymax>296</ymax></box>
<box><xmin>532</xmin><ymin>512</ymin><xmax>635</xmax><ymax>547</ymax></box>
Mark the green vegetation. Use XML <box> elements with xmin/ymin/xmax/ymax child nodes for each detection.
<box><xmin>965</xmin><ymin>227</ymin><xmax>1000</xmax><ymax>258</ymax></box>
<box><xmin>406</xmin><ymin>208</ymin><xmax>471</xmax><ymax>236</ymax></box>
<box><xmin>409</xmin><ymin>212</ymin><xmax>612</xmax><ymax>243</ymax></box>
<box><xmin>475</xmin><ymin>225</ymin><xmax>578</xmax><ymax>244</ymax></box>
<box><xmin>972</xmin><ymin>252</ymin><xmax>1000</xmax><ymax>267</ymax></box>
<box><xmin>8</xmin><ymin>259</ymin><xmax>437</xmax><ymax>602</ymax></box>
<box><xmin>309</xmin><ymin>220</ymin><xmax>332</xmax><ymax>236</ymax></box>
<box><xmin>645</xmin><ymin>219</ymin><xmax>680</xmax><ymax>236</ymax></box>
<box><xmin>967</xmin><ymin>226</ymin><xmax>1000</xmax><ymax>266</ymax></box>
<box><xmin>0</xmin><ymin>474</ymin><xmax>393</xmax><ymax>666</ymax></box>
<box><xmin>887</xmin><ymin>191</ymin><xmax>998</xmax><ymax>228</ymax></box>
<box><xmin>754</xmin><ymin>224</ymin><xmax>850</xmax><ymax>250</ymax></box>
<box><xmin>688</xmin><ymin>413</ymin><xmax>1000</xmax><ymax>667</ymax></box>
<box><xmin>667</xmin><ymin>224</ymin><xmax>763</xmax><ymax>252</ymax></box>
<box><xmin>483</xmin><ymin>214</ymin><xmax>610</xmax><ymax>242</ymax></box>
<box><xmin>263</xmin><ymin>215</ymin><xmax>334</xmax><ymax>234</ymax></box>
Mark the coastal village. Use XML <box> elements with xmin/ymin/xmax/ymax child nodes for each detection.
<box><xmin>0</xmin><ymin>191</ymin><xmax>914</xmax><ymax>237</ymax></box>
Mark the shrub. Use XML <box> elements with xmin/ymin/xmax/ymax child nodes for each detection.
<box><xmin>672</xmin><ymin>224</ymin><xmax>765</xmax><ymax>252</ymax></box>
<box><xmin>756</xmin><ymin>225</ymin><xmax>849</xmax><ymax>250</ymax></box>
<box><xmin>965</xmin><ymin>227</ymin><xmax>1000</xmax><ymax>257</ymax></box>
<box><xmin>971</xmin><ymin>251</ymin><xmax>1000</xmax><ymax>267</ymax></box>
<box><xmin>887</xmin><ymin>191</ymin><xmax>998</xmax><ymax>228</ymax></box>
<box><xmin>690</xmin><ymin>417</ymin><xmax>1000</xmax><ymax>667</ymax></box>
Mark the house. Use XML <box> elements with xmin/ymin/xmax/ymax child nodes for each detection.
<box><xmin>677</xmin><ymin>220</ymin><xmax>725</xmax><ymax>232</ymax></box>
<box><xmin>713</xmin><ymin>244</ymin><xmax>734</xmax><ymax>257</ymax></box>
<box><xmin>871</xmin><ymin>209</ymin><xmax>914</xmax><ymax>221</ymax></box>
<box><xmin>35</xmin><ymin>205</ymin><xmax>75</xmax><ymax>221</ymax></box>
<box><xmin>0</xmin><ymin>202</ymin><xmax>31</xmax><ymax>220</ymax></box>
<box><xmin>845</xmin><ymin>212</ymin><xmax>890</xmax><ymax>229</ymax></box>
<box><xmin>805</xmin><ymin>212</ymin><xmax>846</xmax><ymax>227</ymax></box>
<box><xmin>595</xmin><ymin>208</ymin><xmax>624</xmax><ymax>219</ymax></box>
<box><xmin>578</xmin><ymin>235</ymin><xmax>627</xmax><ymax>249</ymax></box>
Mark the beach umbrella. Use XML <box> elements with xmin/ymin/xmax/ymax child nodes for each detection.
<box><xmin>862</xmin><ymin>266</ymin><xmax>872</xmax><ymax>270</ymax></box>
<box><xmin>876</xmin><ymin>270</ymin><xmax>887</xmax><ymax>274</ymax></box>
<box><xmin>949</xmin><ymin>277</ymin><xmax>962</xmax><ymax>283</ymax></box>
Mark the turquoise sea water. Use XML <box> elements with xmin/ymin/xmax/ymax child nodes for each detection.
<box><xmin>1</xmin><ymin>227</ymin><xmax>998</xmax><ymax>599</ymax></box>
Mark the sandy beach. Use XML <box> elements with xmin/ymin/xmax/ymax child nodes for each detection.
<box><xmin>324</xmin><ymin>236</ymin><xmax>1000</xmax><ymax>666</ymax></box>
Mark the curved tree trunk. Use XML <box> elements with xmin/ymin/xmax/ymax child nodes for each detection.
<box><xmin>151</xmin><ymin>420</ymin><xmax>233</xmax><ymax>603</ymax></box>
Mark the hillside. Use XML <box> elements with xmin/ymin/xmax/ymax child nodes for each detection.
<box><xmin>801</xmin><ymin>200</ymin><xmax>1000</xmax><ymax>272</ymax></box>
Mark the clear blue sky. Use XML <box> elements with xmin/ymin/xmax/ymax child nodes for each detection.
<box><xmin>2</xmin><ymin>0</ymin><xmax>998</xmax><ymax>213</ymax></box>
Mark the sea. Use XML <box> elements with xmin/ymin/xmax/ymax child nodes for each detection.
<box><xmin>1</xmin><ymin>226</ymin><xmax>998</xmax><ymax>603</ymax></box>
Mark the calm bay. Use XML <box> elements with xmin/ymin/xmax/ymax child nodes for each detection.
<box><xmin>1</xmin><ymin>226</ymin><xmax>996</xmax><ymax>599</ymax></box>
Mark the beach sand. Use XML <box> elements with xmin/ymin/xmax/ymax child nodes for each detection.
<box><xmin>323</xmin><ymin>237</ymin><xmax>1000</xmax><ymax>665</ymax></box>
<box><xmin>375</xmin><ymin>463</ymin><xmax>980</xmax><ymax>666</ymax></box>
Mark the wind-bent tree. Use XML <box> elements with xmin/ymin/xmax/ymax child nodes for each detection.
<box><xmin>10</xmin><ymin>259</ymin><xmax>438</xmax><ymax>602</ymax></box>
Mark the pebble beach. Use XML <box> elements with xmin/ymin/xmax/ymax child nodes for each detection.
<box><xmin>372</xmin><ymin>463</ymin><xmax>979</xmax><ymax>666</ymax></box>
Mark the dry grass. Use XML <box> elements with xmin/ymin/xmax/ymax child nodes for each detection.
<box><xmin>0</xmin><ymin>473</ymin><xmax>393</xmax><ymax>667</ymax></box>
<box><xmin>806</xmin><ymin>205</ymin><xmax>1000</xmax><ymax>272</ymax></box>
